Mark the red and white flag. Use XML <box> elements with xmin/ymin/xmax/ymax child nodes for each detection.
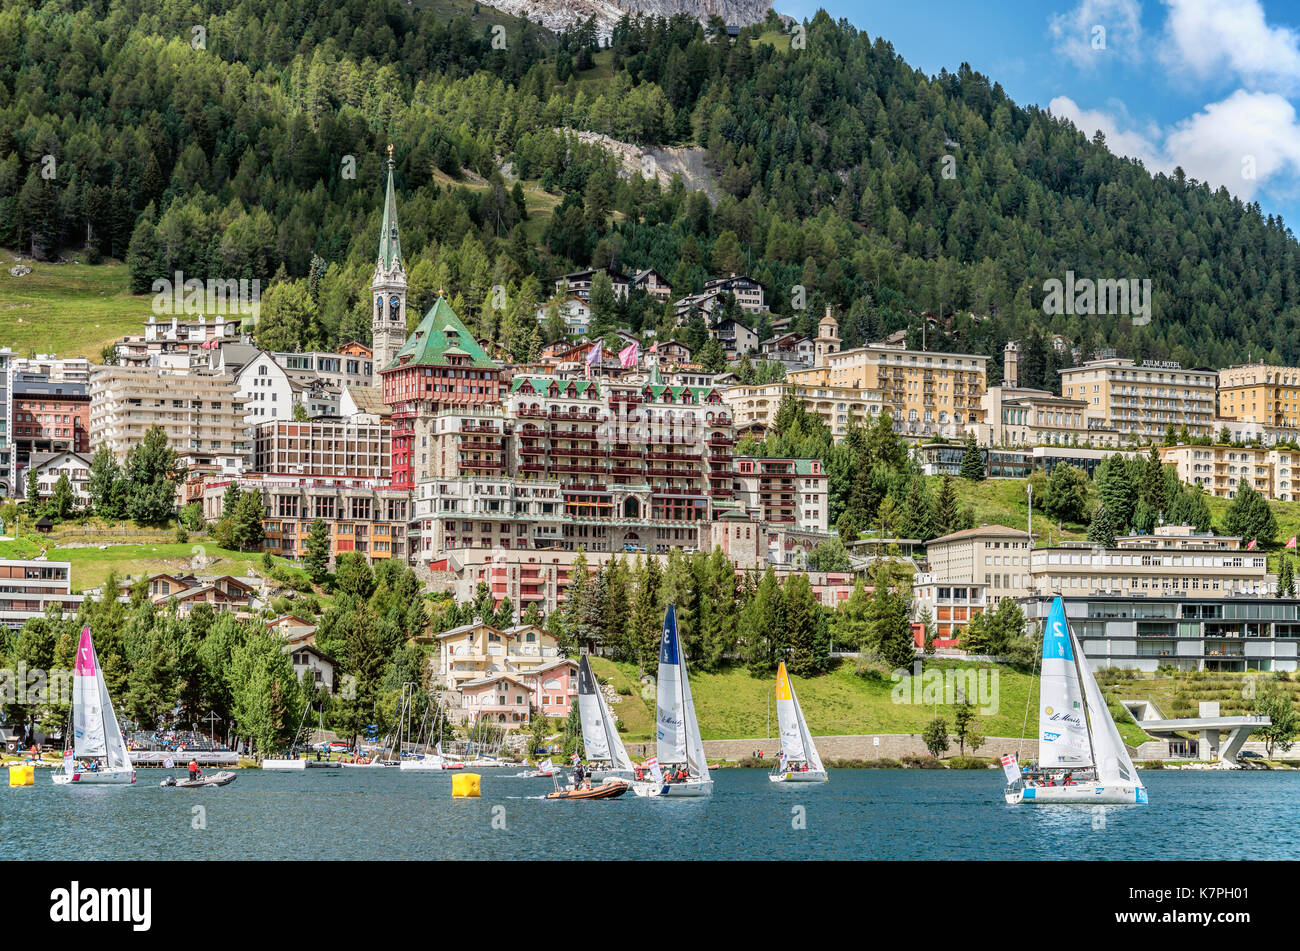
<box><xmin>1248</xmin><ymin>538</ymin><xmax>1258</xmax><ymax>550</ymax></box>
<box><xmin>619</xmin><ymin>341</ymin><xmax>639</xmax><ymax>368</ymax></box>
<box><xmin>570</xmin><ymin>753</ymin><xmax>580</xmax><ymax>764</ymax></box>
<box><xmin>1287</xmin><ymin>536</ymin><xmax>1296</xmax><ymax>549</ymax></box>
<box><xmin>1000</xmin><ymin>753</ymin><xmax>1020</xmax><ymax>784</ymax></box>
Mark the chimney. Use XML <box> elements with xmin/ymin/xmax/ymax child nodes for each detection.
<box><xmin>1004</xmin><ymin>341</ymin><xmax>1019</xmax><ymax>388</ymax></box>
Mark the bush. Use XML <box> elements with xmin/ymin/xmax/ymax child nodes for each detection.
<box><xmin>901</xmin><ymin>755</ymin><xmax>944</xmax><ymax>769</ymax></box>
<box><xmin>946</xmin><ymin>755</ymin><xmax>995</xmax><ymax>769</ymax></box>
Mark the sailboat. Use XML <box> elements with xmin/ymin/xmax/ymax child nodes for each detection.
<box><xmin>53</xmin><ymin>626</ymin><xmax>136</xmax><ymax>786</ymax></box>
<box><xmin>632</xmin><ymin>605</ymin><xmax>713</xmax><ymax>798</ymax></box>
<box><xmin>769</xmin><ymin>662</ymin><xmax>827</xmax><ymax>783</ymax></box>
<box><xmin>576</xmin><ymin>654</ymin><xmax>636</xmax><ymax>780</ymax></box>
<box><xmin>1005</xmin><ymin>596</ymin><xmax>1146</xmax><ymax>805</ymax></box>
<box><xmin>398</xmin><ymin>682</ymin><xmax>459</xmax><ymax>771</ymax></box>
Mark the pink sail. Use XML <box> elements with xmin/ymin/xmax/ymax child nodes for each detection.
<box><xmin>74</xmin><ymin>627</ymin><xmax>95</xmax><ymax>676</ymax></box>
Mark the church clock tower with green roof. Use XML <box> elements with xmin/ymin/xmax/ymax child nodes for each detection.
<box><xmin>371</xmin><ymin>145</ymin><xmax>407</xmax><ymax>387</ymax></box>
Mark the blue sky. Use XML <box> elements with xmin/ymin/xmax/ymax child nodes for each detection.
<box><xmin>775</xmin><ymin>0</ymin><xmax>1300</xmax><ymax>229</ymax></box>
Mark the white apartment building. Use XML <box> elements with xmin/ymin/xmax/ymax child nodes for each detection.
<box><xmin>1159</xmin><ymin>445</ymin><xmax>1298</xmax><ymax>501</ymax></box>
<box><xmin>88</xmin><ymin>365</ymin><xmax>247</xmax><ymax>474</ymax></box>
<box><xmin>1028</xmin><ymin>526</ymin><xmax>1272</xmax><ymax>599</ymax></box>
<box><xmin>925</xmin><ymin>525</ymin><xmax>1035</xmax><ymax>603</ymax></box>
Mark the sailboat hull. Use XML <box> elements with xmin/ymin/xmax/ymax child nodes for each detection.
<box><xmin>590</xmin><ymin>767</ymin><xmax>636</xmax><ymax>781</ymax></box>
<box><xmin>1007</xmin><ymin>782</ymin><xmax>1147</xmax><ymax>805</ymax></box>
<box><xmin>399</xmin><ymin>757</ymin><xmax>459</xmax><ymax>771</ymax></box>
<box><xmin>52</xmin><ymin>768</ymin><xmax>135</xmax><ymax>785</ymax></box>
<box><xmin>769</xmin><ymin>769</ymin><xmax>828</xmax><ymax>783</ymax></box>
<box><xmin>632</xmin><ymin>778</ymin><xmax>714</xmax><ymax>797</ymax></box>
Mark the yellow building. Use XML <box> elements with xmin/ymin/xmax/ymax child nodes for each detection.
<box><xmin>1059</xmin><ymin>358</ymin><xmax>1216</xmax><ymax>442</ymax></box>
<box><xmin>787</xmin><ymin>343</ymin><xmax>987</xmax><ymax>439</ymax></box>
<box><xmin>1217</xmin><ymin>363</ymin><xmax>1300</xmax><ymax>436</ymax></box>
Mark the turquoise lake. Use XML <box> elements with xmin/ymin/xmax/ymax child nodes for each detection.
<box><xmin>5</xmin><ymin>767</ymin><xmax>1294</xmax><ymax>860</ymax></box>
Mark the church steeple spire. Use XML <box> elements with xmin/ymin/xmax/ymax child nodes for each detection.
<box><xmin>377</xmin><ymin>144</ymin><xmax>402</xmax><ymax>271</ymax></box>
<box><xmin>371</xmin><ymin>144</ymin><xmax>408</xmax><ymax>387</ymax></box>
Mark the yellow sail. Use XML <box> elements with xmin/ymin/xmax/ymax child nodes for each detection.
<box><xmin>775</xmin><ymin>662</ymin><xmax>792</xmax><ymax>701</ymax></box>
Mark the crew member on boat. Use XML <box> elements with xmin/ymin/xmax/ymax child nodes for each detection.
<box><xmin>188</xmin><ymin>758</ymin><xmax>200</xmax><ymax>782</ymax></box>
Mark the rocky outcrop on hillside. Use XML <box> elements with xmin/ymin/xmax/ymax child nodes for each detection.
<box><xmin>486</xmin><ymin>0</ymin><xmax>770</xmax><ymax>39</ymax></box>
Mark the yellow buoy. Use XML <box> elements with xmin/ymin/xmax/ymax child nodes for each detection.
<box><xmin>452</xmin><ymin>772</ymin><xmax>481</xmax><ymax>798</ymax></box>
<box><xmin>8</xmin><ymin>764</ymin><xmax>34</xmax><ymax>786</ymax></box>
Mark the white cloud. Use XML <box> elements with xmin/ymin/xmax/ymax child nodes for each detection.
<box><xmin>1049</xmin><ymin>96</ymin><xmax>1168</xmax><ymax>170</ymax></box>
<box><xmin>1051</xmin><ymin>90</ymin><xmax>1300</xmax><ymax>199</ymax></box>
<box><xmin>1160</xmin><ymin>0</ymin><xmax>1300</xmax><ymax>89</ymax></box>
<box><xmin>1049</xmin><ymin>0</ymin><xmax>1144</xmax><ymax>68</ymax></box>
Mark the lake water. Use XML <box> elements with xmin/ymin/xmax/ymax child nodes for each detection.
<box><xmin>5</xmin><ymin>767</ymin><xmax>1296</xmax><ymax>860</ymax></box>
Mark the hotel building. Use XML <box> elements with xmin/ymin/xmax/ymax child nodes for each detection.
<box><xmin>1058</xmin><ymin>357</ymin><xmax>1216</xmax><ymax>441</ymax></box>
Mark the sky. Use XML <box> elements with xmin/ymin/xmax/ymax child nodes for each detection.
<box><xmin>774</xmin><ymin>0</ymin><xmax>1300</xmax><ymax>229</ymax></box>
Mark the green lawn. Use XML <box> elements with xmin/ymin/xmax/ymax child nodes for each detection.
<box><xmin>0</xmin><ymin>253</ymin><xmax>144</xmax><ymax>360</ymax></box>
<box><xmin>944</xmin><ymin>476</ymin><xmax>1089</xmax><ymax>543</ymax></box>
<box><xmin>589</xmin><ymin>656</ymin><xmax>1154</xmax><ymax>747</ymax></box>
<box><xmin>751</xmin><ymin>28</ymin><xmax>792</xmax><ymax>52</ymax></box>
<box><xmin>0</xmin><ymin>523</ymin><xmax>303</xmax><ymax>592</ymax></box>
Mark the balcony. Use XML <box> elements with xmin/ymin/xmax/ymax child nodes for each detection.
<box><xmin>653</xmin><ymin>486</ymin><xmax>707</xmax><ymax>496</ymax></box>
<box><xmin>551</xmin><ymin>429</ymin><xmax>600</xmax><ymax>442</ymax></box>
<box><xmin>553</xmin><ymin>446</ymin><xmax>607</xmax><ymax>458</ymax></box>
<box><xmin>562</xmin><ymin>483</ymin><xmax>609</xmax><ymax>493</ymax></box>
<box><xmin>517</xmin><ymin>407</ymin><xmax>547</xmax><ymax>418</ymax></box>
<box><xmin>518</xmin><ymin>463</ymin><xmax>545</xmax><ymax>472</ymax></box>
<box><xmin>460</xmin><ymin>423</ymin><xmax>501</xmax><ymax>435</ymax></box>
<box><xmin>519</xmin><ymin>445</ymin><xmax>546</xmax><ymax>455</ymax></box>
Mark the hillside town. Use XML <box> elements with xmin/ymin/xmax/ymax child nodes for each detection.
<box><xmin>5</xmin><ymin>153</ymin><xmax>1300</xmax><ymax>739</ymax></box>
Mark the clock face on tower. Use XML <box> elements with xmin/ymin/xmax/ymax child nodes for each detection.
<box><xmin>375</xmin><ymin>295</ymin><xmax>383</xmax><ymax>313</ymax></box>
<box><xmin>390</xmin><ymin>296</ymin><xmax>401</xmax><ymax>316</ymax></box>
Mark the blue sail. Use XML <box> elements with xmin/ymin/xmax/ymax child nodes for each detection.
<box><xmin>1038</xmin><ymin>596</ymin><xmax>1091</xmax><ymax>768</ymax></box>
<box><xmin>1043</xmin><ymin>596</ymin><xmax>1073</xmax><ymax>662</ymax></box>
<box><xmin>655</xmin><ymin>605</ymin><xmax>687</xmax><ymax>765</ymax></box>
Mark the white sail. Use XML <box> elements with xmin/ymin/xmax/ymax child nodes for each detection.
<box><xmin>655</xmin><ymin>606</ymin><xmax>689</xmax><ymax>766</ymax></box>
<box><xmin>595</xmin><ymin>673</ymin><xmax>635</xmax><ymax>773</ymax></box>
<box><xmin>679</xmin><ymin>639</ymin><xmax>709</xmax><ymax>779</ymax></box>
<box><xmin>73</xmin><ymin>627</ymin><xmax>108</xmax><ymax>758</ymax></box>
<box><xmin>1037</xmin><ymin>598</ymin><xmax>1093</xmax><ymax>769</ymax></box>
<box><xmin>576</xmin><ymin>656</ymin><xmax>611</xmax><ymax>761</ymax></box>
<box><xmin>792</xmin><ymin>679</ymin><xmax>824</xmax><ymax>774</ymax></box>
<box><xmin>71</xmin><ymin>626</ymin><xmax>132</xmax><ymax>770</ymax></box>
<box><xmin>774</xmin><ymin>663</ymin><xmax>807</xmax><ymax>762</ymax></box>
<box><xmin>1075</xmin><ymin>631</ymin><xmax>1142</xmax><ymax>786</ymax></box>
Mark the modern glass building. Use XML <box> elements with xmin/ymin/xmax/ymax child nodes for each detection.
<box><xmin>1021</xmin><ymin>595</ymin><xmax>1300</xmax><ymax>673</ymax></box>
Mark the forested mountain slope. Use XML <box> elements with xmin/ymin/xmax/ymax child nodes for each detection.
<box><xmin>2</xmin><ymin>0</ymin><xmax>1297</xmax><ymax>379</ymax></box>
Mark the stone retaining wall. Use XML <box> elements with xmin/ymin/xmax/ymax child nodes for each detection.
<box><xmin>701</xmin><ymin>734</ymin><xmax>1040</xmax><ymax>761</ymax></box>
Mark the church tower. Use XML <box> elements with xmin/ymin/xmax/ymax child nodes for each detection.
<box><xmin>814</xmin><ymin>304</ymin><xmax>840</xmax><ymax>368</ymax></box>
<box><xmin>371</xmin><ymin>145</ymin><xmax>407</xmax><ymax>387</ymax></box>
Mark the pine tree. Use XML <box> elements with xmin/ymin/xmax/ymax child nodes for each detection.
<box><xmin>1222</xmin><ymin>484</ymin><xmax>1277</xmax><ymax>547</ymax></box>
<box><xmin>1088</xmin><ymin>503</ymin><xmax>1116</xmax><ymax>548</ymax></box>
<box><xmin>934</xmin><ymin>476</ymin><xmax>960</xmax><ymax>536</ymax></box>
<box><xmin>1278</xmin><ymin>554</ymin><xmax>1295</xmax><ymax>599</ymax></box>
<box><xmin>306</xmin><ymin>519</ymin><xmax>331</xmax><ymax>583</ymax></box>
<box><xmin>959</xmin><ymin>434</ymin><xmax>984</xmax><ymax>481</ymax></box>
